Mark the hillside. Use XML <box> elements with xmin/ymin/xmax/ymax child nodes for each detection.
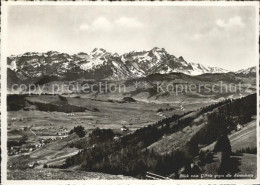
<box><xmin>56</xmin><ymin>94</ymin><xmax>256</xmax><ymax>179</ymax></box>
<box><xmin>7</xmin><ymin>92</ymin><xmax>257</xmax><ymax>179</ymax></box>
<box><xmin>7</xmin><ymin>71</ymin><xmax>256</xmax><ymax>105</ymax></box>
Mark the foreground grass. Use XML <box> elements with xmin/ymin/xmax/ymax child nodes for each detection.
<box><xmin>8</xmin><ymin>168</ymin><xmax>135</xmax><ymax>180</ymax></box>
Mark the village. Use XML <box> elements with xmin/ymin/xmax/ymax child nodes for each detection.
<box><xmin>8</xmin><ymin>116</ymin><xmax>71</xmax><ymax>156</ymax></box>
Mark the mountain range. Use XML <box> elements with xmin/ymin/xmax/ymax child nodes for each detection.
<box><xmin>7</xmin><ymin>47</ymin><xmax>256</xmax><ymax>87</ymax></box>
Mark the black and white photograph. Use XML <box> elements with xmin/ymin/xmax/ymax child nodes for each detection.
<box><xmin>1</xmin><ymin>1</ymin><xmax>259</xmax><ymax>184</ymax></box>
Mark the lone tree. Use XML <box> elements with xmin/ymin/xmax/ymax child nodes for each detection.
<box><xmin>214</xmin><ymin>134</ymin><xmax>232</xmax><ymax>155</ymax></box>
<box><xmin>214</xmin><ymin>134</ymin><xmax>235</xmax><ymax>175</ymax></box>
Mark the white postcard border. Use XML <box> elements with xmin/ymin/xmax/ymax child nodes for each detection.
<box><xmin>1</xmin><ymin>1</ymin><xmax>259</xmax><ymax>185</ymax></box>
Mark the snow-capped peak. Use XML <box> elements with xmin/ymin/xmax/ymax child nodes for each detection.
<box><xmin>188</xmin><ymin>62</ymin><xmax>228</xmax><ymax>75</ymax></box>
<box><xmin>235</xmin><ymin>66</ymin><xmax>256</xmax><ymax>75</ymax></box>
<box><xmin>77</xmin><ymin>52</ymin><xmax>89</xmax><ymax>59</ymax></box>
<box><xmin>91</xmin><ymin>48</ymin><xmax>107</xmax><ymax>58</ymax></box>
<box><xmin>21</xmin><ymin>52</ymin><xmax>43</xmax><ymax>57</ymax></box>
<box><xmin>151</xmin><ymin>47</ymin><xmax>166</xmax><ymax>52</ymax></box>
<box><xmin>8</xmin><ymin>48</ymin><xmax>233</xmax><ymax>82</ymax></box>
<box><xmin>179</xmin><ymin>56</ymin><xmax>185</xmax><ymax>61</ymax></box>
<box><xmin>46</xmin><ymin>51</ymin><xmax>59</xmax><ymax>56</ymax></box>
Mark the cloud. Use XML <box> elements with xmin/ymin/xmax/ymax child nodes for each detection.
<box><xmin>91</xmin><ymin>17</ymin><xmax>112</xmax><ymax>31</ymax></box>
<box><xmin>79</xmin><ymin>24</ymin><xmax>90</xmax><ymax>31</ymax></box>
<box><xmin>188</xmin><ymin>33</ymin><xmax>203</xmax><ymax>40</ymax></box>
<box><xmin>115</xmin><ymin>17</ymin><xmax>144</xmax><ymax>28</ymax></box>
<box><xmin>79</xmin><ymin>17</ymin><xmax>112</xmax><ymax>32</ymax></box>
<box><xmin>216</xmin><ymin>16</ymin><xmax>245</xmax><ymax>29</ymax></box>
<box><xmin>78</xmin><ymin>17</ymin><xmax>144</xmax><ymax>32</ymax></box>
<box><xmin>187</xmin><ymin>16</ymin><xmax>245</xmax><ymax>41</ymax></box>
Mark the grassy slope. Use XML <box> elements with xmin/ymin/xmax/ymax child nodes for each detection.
<box><xmin>30</xmin><ymin>133</ymin><xmax>80</xmax><ymax>167</ymax></box>
<box><xmin>229</xmin><ymin>120</ymin><xmax>256</xmax><ymax>151</ymax></box>
<box><xmin>200</xmin><ymin>118</ymin><xmax>257</xmax><ymax>178</ymax></box>
<box><xmin>8</xmin><ymin>133</ymin><xmax>80</xmax><ymax>169</ymax></box>
<box><xmin>200</xmin><ymin>153</ymin><xmax>257</xmax><ymax>178</ymax></box>
<box><xmin>201</xmin><ymin>119</ymin><xmax>256</xmax><ymax>152</ymax></box>
<box><xmin>147</xmin><ymin>120</ymin><xmax>206</xmax><ymax>154</ymax></box>
<box><xmin>8</xmin><ymin>168</ymin><xmax>135</xmax><ymax>180</ymax></box>
<box><xmin>146</xmin><ymin>108</ymin><xmax>214</xmax><ymax>154</ymax></box>
<box><xmin>234</xmin><ymin>154</ymin><xmax>257</xmax><ymax>178</ymax></box>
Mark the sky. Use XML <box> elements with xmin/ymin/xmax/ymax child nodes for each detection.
<box><xmin>7</xmin><ymin>5</ymin><xmax>258</xmax><ymax>71</ymax></box>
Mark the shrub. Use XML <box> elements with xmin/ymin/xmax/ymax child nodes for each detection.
<box><xmin>123</xmin><ymin>97</ymin><xmax>136</xmax><ymax>102</ymax></box>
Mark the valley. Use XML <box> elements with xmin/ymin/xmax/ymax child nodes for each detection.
<box><xmin>4</xmin><ymin>2</ymin><xmax>259</xmax><ymax>182</ymax></box>
<box><xmin>6</xmin><ymin>49</ymin><xmax>257</xmax><ymax>180</ymax></box>
<box><xmin>7</xmin><ymin>93</ymin><xmax>257</xmax><ymax>180</ymax></box>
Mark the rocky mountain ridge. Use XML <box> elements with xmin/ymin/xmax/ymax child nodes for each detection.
<box><xmin>8</xmin><ymin>47</ymin><xmax>236</xmax><ymax>82</ymax></box>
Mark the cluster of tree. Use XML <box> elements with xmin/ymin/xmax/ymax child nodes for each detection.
<box><xmin>162</xmin><ymin>99</ymin><xmax>234</xmax><ymax>144</ymax></box>
<box><xmin>190</xmin><ymin>112</ymin><xmax>228</xmax><ymax>153</ymax></box>
<box><xmin>155</xmin><ymin>113</ymin><xmax>188</xmax><ymax>126</ymax></box>
<box><xmin>89</xmin><ymin>128</ymin><xmax>116</xmax><ymax>143</ymax></box>
<box><xmin>7</xmin><ymin>135</ymin><xmax>28</xmax><ymax>148</ymax></box>
<box><xmin>120</xmin><ymin>113</ymin><xmax>188</xmax><ymax>149</ymax></box>
<box><xmin>235</xmin><ymin>147</ymin><xmax>257</xmax><ymax>155</ymax></box>
<box><xmin>198</xmin><ymin>99</ymin><xmax>231</xmax><ymax>114</ymax></box>
<box><xmin>122</xmin><ymin>97</ymin><xmax>136</xmax><ymax>102</ymax></box>
<box><xmin>156</xmin><ymin>107</ymin><xmax>175</xmax><ymax>113</ymax></box>
<box><xmin>69</xmin><ymin>126</ymin><xmax>86</xmax><ymax>138</ymax></box>
<box><xmin>218</xmin><ymin>94</ymin><xmax>256</xmax><ymax>125</ymax></box>
<box><xmin>7</xmin><ymin>94</ymin><xmax>27</xmax><ymax>111</ymax></box>
<box><xmin>28</xmin><ymin>100</ymin><xmax>87</xmax><ymax>113</ymax></box>
<box><xmin>69</xmin><ymin>128</ymin><xmax>116</xmax><ymax>149</ymax></box>
<box><xmin>65</xmin><ymin>146</ymin><xmax>187</xmax><ymax>178</ymax></box>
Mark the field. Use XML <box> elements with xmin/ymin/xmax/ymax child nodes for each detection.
<box><xmin>8</xmin><ymin>95</ymin><xmax>210</xmax><ymax>138</ymax></box>
<box><xmin>7</xmin><ymin>95</ymin><xmax>210</xmax><ymax>171</ymax></box>
<box><xmin>7</xmin><ymin>93</ymin><xmax>257</xmax><ymax>179</ymax></box>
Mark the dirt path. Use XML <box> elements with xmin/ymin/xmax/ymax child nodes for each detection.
<box><xmin>30</xmin><ymin>128</ymin><xmax>36</xmax><ymax>136</ymax></box>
